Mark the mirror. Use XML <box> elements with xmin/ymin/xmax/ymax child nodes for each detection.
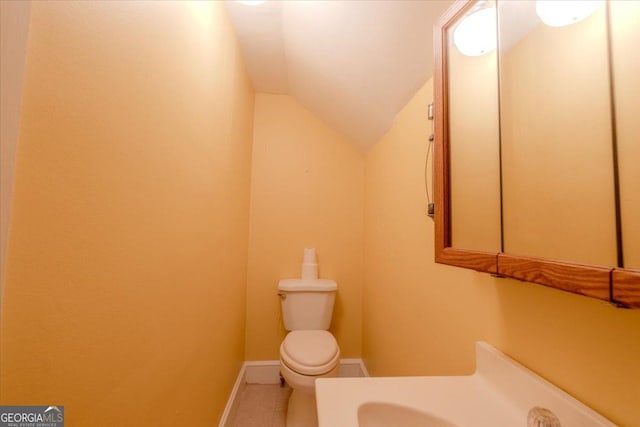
<box><xmin>498</xmin><ymin>0</ymin><xmax>617</xmax><ymax>267</ymax></box>
<box><xmin>434</xmin><ymin>0</ymin><xmax>640</xmax><ymax>308</ymax></box>
<box><xmin>610</xmin><ymin>0</ymin><xmax>640</xmax><ymax>270</ymax></box>
<box><xmin>447</xmin><ymin>1</ymin><xmax>501</xmax><ymax>253</ymax></box>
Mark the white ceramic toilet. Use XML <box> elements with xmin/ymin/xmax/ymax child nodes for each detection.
<box><xmin>278</xmin><ymin>275</ymin><xmax>340</xmax><ymax>427</ymax></box>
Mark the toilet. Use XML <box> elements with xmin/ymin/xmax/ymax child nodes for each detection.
<box><xmin>278</xmin><ymin>277</ymin><xmax>340</xmax><ymax>427</ymax></box>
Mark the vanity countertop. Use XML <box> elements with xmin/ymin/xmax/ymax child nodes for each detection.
<box><xmin>316</xmin><ymin>342</ymin><xmax>615</xmax><ymax>427</ymax></box>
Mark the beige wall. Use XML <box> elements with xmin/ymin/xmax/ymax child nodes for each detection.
<box><xmin>0</xmin><ymin>2</ymin><xmax>254</xmax><ymax>425</ymax></box>
<box><xmin>364</xmin><ymin>79</ymin><xmax>640</xmax><ymax>427</ymax></box>
<box><xmin>245</xmin><ymin>94</ymin><xmax>364</xmax><ymax>360</ymax></box>
<box><xmin>500</xmin><ymin>8</ymin><xmax>617</xmax><ymax>267</ymax></box>
<box><xmin>0</xmin><ymin>0</ymin><xmax>30</xmax><ymax>304</ymax></box>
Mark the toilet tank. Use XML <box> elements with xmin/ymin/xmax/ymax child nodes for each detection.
<box><xmin>278</xmin><ymin>279</ymin><xmax>337</xmax><ymax>331</ymax></box>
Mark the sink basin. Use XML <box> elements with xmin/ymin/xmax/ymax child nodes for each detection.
<box><xmin>316</xmin><ymin>342</ymin><xmax>615</xmax><ymax>427</ymax></box>
<box><xmin>358</xmin><ymin>402</ymin><xmax>458</xmax><ymax>427</ymax></box>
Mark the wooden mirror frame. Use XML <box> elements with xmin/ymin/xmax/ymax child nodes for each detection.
<box><xmin>433</xmin><ymin>0</ymin><xmax>640</xmax><ymax>308</ymax></box>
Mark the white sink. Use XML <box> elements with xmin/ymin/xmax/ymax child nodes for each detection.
<box><xmin>316</xmin><ymin>342</ymin><xmax>615</xmax><ymax>427</ymax></box>
<box><xmin>358</xmin><ymin>402</ymin><xmax>458</xmax><ymax>427</ymax></box>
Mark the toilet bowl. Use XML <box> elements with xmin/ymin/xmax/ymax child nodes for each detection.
<box><xmin>279</xmin><ymin>330</ymin><xmax>340</xmax><ymax>395</ymax></box>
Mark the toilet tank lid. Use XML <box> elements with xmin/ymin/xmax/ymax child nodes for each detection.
<box><xmin>278</xmin><ymin>279</ymin><xmax>337</xmax><ymax>292</ymax></box>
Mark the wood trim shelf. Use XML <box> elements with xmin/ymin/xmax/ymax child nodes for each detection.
<box><xmin>437</xmin><ymin>248</ymin><xmax>498</xmax><ymax>274</ymax></box>
<box><xmin>612</xmin><ymin>269</ymin><xmax>640</xmax><ymax>308</ymax></box>
<box><xmin>497</xmin><ymin>254</ymin><xmax>611</xmax><ymax>302</ymax></box>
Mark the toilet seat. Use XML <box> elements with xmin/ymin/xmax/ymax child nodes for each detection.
<box><xmin>280</xmin><ymin>330</ymin><xmax>340</xmax><ymax>376</ymax></box>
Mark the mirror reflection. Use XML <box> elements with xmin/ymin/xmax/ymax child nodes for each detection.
<box><xmin>610</xmin><ymin>0</ymin><xmax>640</xmax><ymax>269</ymax></box>
<box><xmin>447</xmin><ymin>1</ymin><xmax>501</xmax><ymax>253</ymax></box>
<box><xmin>498</xmin><ymin>0</ymin><xmax>617</xmax><ymax>266</ymax></box>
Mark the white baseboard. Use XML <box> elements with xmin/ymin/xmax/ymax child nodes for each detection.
<box><xmin>218</xmin><ymin>358</ymin><xmax>369</xmax><ymax>426</ymax></box>
<box><xmin>339</xmin><ymin>358</ymin><xmax>369</xmax><ymax>378</ymax></box>
<box><xmin>357</xmin><ymin>358</ymin><xmax>369</xmax><ymax>377</ymax></box>
<box><xmin>219</xmin><ymin>363</ymin><xmax>247</xmax><ymax>427</ymax></box>
<box><xmin>244</xmin><ymin>360</ymin><xmax>281</xmax><ymax>384</ymax></box>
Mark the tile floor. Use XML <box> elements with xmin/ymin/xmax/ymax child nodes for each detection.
<box><xmin>229</xmin><ymin>383</ymin><xmax>292</xmax><ymax>427</ymax></box>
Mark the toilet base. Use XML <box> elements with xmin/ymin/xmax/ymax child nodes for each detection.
<box><xmin>280</xmin><ymin>360</ymin><xmax>340</xmax><ymax>395</ymax></box>
<box><xmin>286</xmin><ymin>389</ymin><xmax>318</xmax><ymax>427</ymax></box>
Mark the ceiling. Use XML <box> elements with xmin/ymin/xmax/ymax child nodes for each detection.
<box><xmin>225</xmin><ymin>0</ymin><xmax>453</xmax><ymax>151</ymax></box>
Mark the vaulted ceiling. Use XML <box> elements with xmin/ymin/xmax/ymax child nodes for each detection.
<box><xmin>225</xmin><ymin>0</ymin><xmax>453</xmax><ymax>151</ymax></box>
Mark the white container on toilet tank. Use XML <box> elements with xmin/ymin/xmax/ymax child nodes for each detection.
<box><xmin>301</xmin><ymin>247</ymin><xmax>319</xmax><ymax>280</ymax></box>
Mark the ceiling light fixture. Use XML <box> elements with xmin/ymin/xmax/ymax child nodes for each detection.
<box><xmin>535</xmin><ymin>0</ymin><xmax>603</xmax><ymax>27</ymax></box>
<box><xmin>453</xmin><ymin>7</ymin><xmax>497</xmax><ymax>57</ymax></box>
